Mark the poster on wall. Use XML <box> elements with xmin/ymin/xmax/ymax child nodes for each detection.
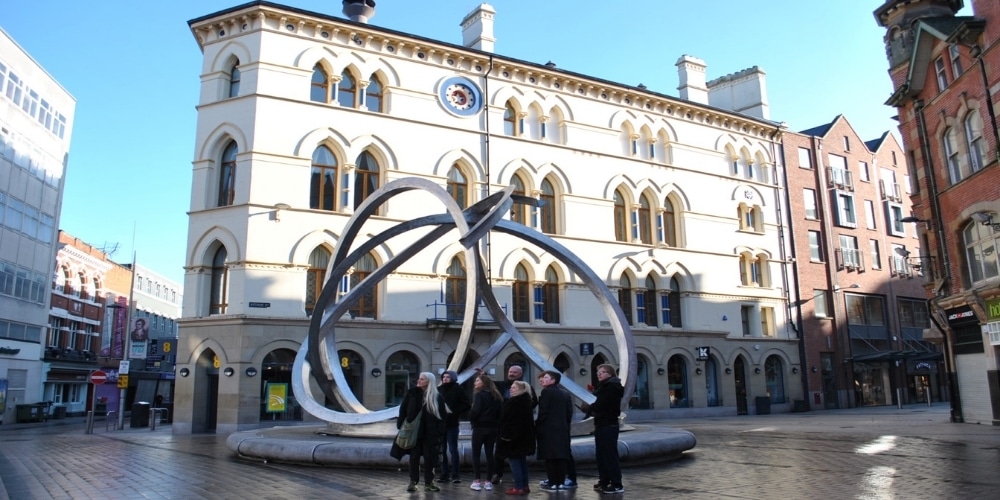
<box><xmin>0</xmin><ymin>379</ymin><xmax>7</xmax><ymax>415</ymax></box>
<box><xmin>130</xmin><ymin>317</ymin><xmax>150</xmax><ymax>341</ymax></box>
<box><xmin>266</xmin><ymin>383</ymin><xmax>288</xmax><ymax>413</ymax></box>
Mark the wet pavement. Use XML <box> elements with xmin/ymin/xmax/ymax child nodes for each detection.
<box><xmin>1</xmin><ymin>403</ymin><xmax>998</xmax><ymax>499</ymax></box>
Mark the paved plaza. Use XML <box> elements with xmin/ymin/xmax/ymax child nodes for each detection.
<box><xmin>1</xmin><ymin>404</ymin><xmax>998</xmax><ymax>499</ymax></box>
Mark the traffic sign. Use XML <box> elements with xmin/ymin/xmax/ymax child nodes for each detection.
<box><xmin>89</xmin><ymin>370</ymin><xmax>108</xmax><ymax>385</ymax></box>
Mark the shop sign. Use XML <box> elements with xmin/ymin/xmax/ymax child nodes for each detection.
<box><xmin>945</xmin><ymin>305</ymin><xmax>978</xmax><ymax>326</ymax></box>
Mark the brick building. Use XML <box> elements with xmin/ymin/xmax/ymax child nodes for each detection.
<box><xmin>875</xmin><ymin>0</ymin><xmax>1000</xmax><ymax>424</ymax></box>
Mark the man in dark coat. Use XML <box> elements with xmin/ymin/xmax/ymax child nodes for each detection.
<box><xmin>535</xmin><ymin>370</ymin><xmax>573</xmax><ymax>492</ymax></box>
<box><xmin>581</xmin><ymin>363</ymin><xmax>625</xmax><ymax>494</ymax></box>
<box><xmin>438</xmin><ymin>370</ymin><xmax>471</xmax><ymax>483</ymax></box>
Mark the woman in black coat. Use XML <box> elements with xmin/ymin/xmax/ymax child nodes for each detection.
<box><xmin>496</xmin><ymin>380</ymin><xmax>535</xmax><ymax>495</ymax></box>
<box><xmin>389</xmin><ymin>371</ymin><xmax>448</xmax><ymax>493</ymax></box>
<box><xmin>468</xmin><ymin>373</ymin><xmax>502</xmax><ymax>491</ymax></box>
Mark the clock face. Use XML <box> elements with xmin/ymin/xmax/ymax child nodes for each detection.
<box><xmin>439</xmin><ymin>77</ymin><xmax>482</xmax><ymax>116</ymax></box>
<box><xmin>446</xmin><ymin>84</ymin><xmax>476</xmax><ymax>110</ymax></box>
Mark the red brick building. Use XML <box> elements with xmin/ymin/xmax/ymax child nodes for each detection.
<box><xmin>783</xmin><ymin>116</ymin><xmax>936</xmax><ymax>410</ymax></box>
<box><xmin>875</xmin><ymin>0</ymin><xmax>1000</xmax><ymax>424</ymax></box>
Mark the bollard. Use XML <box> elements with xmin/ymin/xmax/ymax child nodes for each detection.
<box><xmin>106</xmin><ymin>410</ymin><xmax>118</xmax><ymax>431</ymax></box>
<box><xmin>926</xmin><ymin>387</ymin><xmax>932</xmax><ymax>407</ymax></box>
<box><xmin>896</xmin><ymin>388</ymin><xmax>903</xmax><ymax>409</ymax></box>
<box><xmin>150</xmin><ymin>409</ymin><xmax>157</xmax><ymax>431</ymax></box>
<box><xmin>85</xmin><ymin>410</ymin><xmax>94</xmax><ymax>434</ymax></box>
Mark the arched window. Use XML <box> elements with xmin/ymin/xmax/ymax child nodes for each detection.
<box><xmin>366</xmin><ymin>74</ymin><xmax>383</xmax><ymax>113</ymax></box>
<box><xmin>754</xmin><ymin>254</ymin><xmax>769</xmax><ymax>287</ymax></box>
<box><xmin>337</xmin><ymin>349</ymin><xmax>365</xmax><ymax>408</ymax></box>
<box><xmin>338</xmin><ymin>70</ymin><xmax>356</xmax><ymax>108</ymax></box>
<box><xmin>218</xmin><ymin>141</ymin><xmax>238</xmax><ymax>207</ymax></box>
<box><xmin>540</xmin><ymin>178</ymin><xmax>556</xmax><ymax>234</ymax></box>
<box><xmin>305</xmin><ymin>246</ymin><xmax>330</xmax><ymax>316</ymax></box>
<box><xmin>510</xmin><ymin>175</ymin><xmax>527</xmax><ymax>225</ymax></box>
<box><xmin>666</xmin><ymin>276</ymin><xmax>682</xmax><ymax>327</ymax></box>
<box><xmin>385</xmin><ymin>351</ymin><xmax>420</xmax><ymax>407</ymax></box>
<box><xmin>739</xmin><ymin>252</ymin><xmax>754</xmax><ymax>286</ymax></box>
<box><xmin>963</xmin><ymin>217</ymin><xmax>1000</xmax><ymax>283</ymax></box>
<box><xmin>228</xmin><ymin>59</ymin><xmax>241</xmax><ymax>98</ymax></box>
<box><xmin>447</xmin><ymin>165</ymin><xmax>468</xmax><ymax>209</ymax></box>
<box><xmin>640</xmin><ymin>275</ymin><xmax>657</xmax><ymax>327</ymax></box>
<box><xmin>663</xmin><ymin>197</ymin><xmax>677</xmax><ymax>246</ymax></box>
<box><xmin>944</xmin><ymin>127</ymin><xmax>962</xmax><ymax>184</ymax></box>
<box><xmin>503</xmin><ymin>102</ymin><xmax>517</xmax><ymax>136</ymax></box>
<box><xmin>764</xmin><ymin>355</ymin><xmax>786</xmax><ymax>403</ymax></box>
<box><xmin>310</xmin><ymin>65</ymin><xmax>330</xmax><ymax>103</ymax></box>
<box><xmin>210</xmin><ymin>246</ymin><xmax>229</xmax><ymax>315</ymax></box>
<box><xmin>76</xmin><ymin>273</ymin><xmax>86</xmax><ymax>299</ymax></box>
<box><xmin>618</xmin><ymin>274</ymin><xmax>633</xmax><ymax>326</ymax></box>
<box><xmin>353</xmin><ymin>151</ymin><xmax>380</xmax><ymax>209</ymax></box>
<box><xmin>310</xmin><ymin>146</ymin><xmax>338</xmax><ymax>211</ymax></box>
<box><xmin>638</xmin><ymin>193</ymin><xmax>653</xmax><ymax>244</ymax></box>
<box><xmin>512</xmin><ymin>263</ymin><xmax>529</xmax><ymax>322</ymax></box>
<box><xmin>539</xmin><ymin>265</ymin><xmax>560</xmax><ymax>323</ymax></box>
<box><xmin>739</xmin><ymin>203</ymin><xmax>761</xmax><ymax>232</ymax></box>
<box><xmin>445</xmin><ymin>256</ymin><xmax>467</xmax><ymax>320</ymax></box>
<box><xmin>667</xmin><ymin>355</ymin><xmax>689</xmax><ymax>408</ymax></box>
<box><xmin>348</xmin><ymin>252</ymin><xmax>378</xmax><ymax>318</ymax></box>
<box><xmin>965</xmin><ymin>111</ymin><xmax>985</xmax><ymax>173</ymax></box>
<box><xmin>613</xmin><ymin>189</ymin><xmax>628</xmax><ymax>242</ymax></box>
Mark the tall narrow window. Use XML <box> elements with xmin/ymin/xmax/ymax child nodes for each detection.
<box><xmin>510</xmin><ymin>175</ymin><xmax>527</xmax><ymax>225</ymax></box>
<box><xmin>445</xmin><ymin>257</ymin><xmax>467</xmax><ymax>320</ymax></box>
<box><xmin>618</xmin><ymin>274</ymin><xmax>633</xmax><ymax>326</ymax></box>
<box><xmin>353</xmin><ymin>151</ymin><xmax>379</xmax><ymax>209</ymax></box>
<box><xmin>310</xmin><ymin>146</ymin><xmax>338</xmax><ymax>211</ymax></box>
<box><xmin>447</xmin><ymin>165</ymin><xmax>468</xmax><ymax>209</ymax></box>
<box><xmin>934</xmin><ymin>57</ymin><xmax>948</xmax><ymax>91</ymax></box>
<box><xmin>541</xmin><ymin>266</ymin><xmax>560</xmax><ymax>323</ymax></box>
<box><xmin>964</xmin><ymin>218</ymin><xmax>1000</xmax><ymax>283</ymax></box>
<box><xmin>512</xmin><ymin>263</ymin><xmax>529</xmax><ymax>322</ymax></box>
<box><xmin>950</xmin><ymin>44</ymin><xmax>963</xmax><ymax>76</ymax></box>
<box><xmin>311</xmin><ymin>65</ymin><xmax>329</xmax><ymax>103</ymax></box>
<box><xmin>667</xmin><ymin>277</ymin><xmax>682</xmax><ymax>327</ymax></box>
<box><xmin>348</xmin><ymin>252</ymin><xmax>378</xmax><ymax>318</ymax></box>
<box><xmin>613</xmin><ymin>190</ymin><xmax>628</xmax><ymax>242</ymax></box>
<box><xmin>663</xmin><ymin>198</ymin><xmax>677</xmax><ymax>247</ymax></box>
<box><xmin>944</xmin><ymin>127</ymin><xmax>962</xmax><ymax>184</ymax></box>
<box><xmin>228</xmin><ymin>60</ymin><xmax>241</xmax><ymax>98</ymax></box>
<box><xmin>803</xmin><ymin>189</ymin><xmax>817</xmax><ymax>219</ymax></box>
<box><xmin>217</xmin><ymin>141</ymin><xmax>237</xmax><ymax>207</ymax></box>
<box><xmin>540</xmin><ymin>179</ymin><xmax>556</xmax><ymax>234</ymax></box>
<box><xmin>638</xmin><ymin>194</ymin><xmax>652</xmax><ymax>244</ymax></box>
<box><xmin>965</xmin><ymin>111</ymin><xmax>985</xmax><ymax>173</ymax></box>
<box><xmin>306</xmin><ymin>247</ymin><xmax>330</xmax><ymax>316</ymax></box>
<box><xmin>808</xmin><ymin>231</ymin><xmax>823</xmax><ymax>261</ymax></box>
<box><xmin>503</xmin><ymin>102</ymin><xmax>517</xmax><ymax>136</ymax></box>
<box><xmin>210</xmin><ymin>246</ymin><xmax>229</xmax><ymax>315</ymax></box>
<box><xmin>366</xmin><ymin>75</ymin><xmax>383</xmax><ymax>113</ymax></box>
<box><xmin>338</xmin><ymin>70</ymin><xmax>357</xmax><ymax>108</ymax></box>
<box><xmin>642</xmin><ymin>275</ymin><xmax>657</xmax><ymax>327</ymax></box>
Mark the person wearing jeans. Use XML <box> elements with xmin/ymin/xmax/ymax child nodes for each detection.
<box><xmin>582</xmin><ymin>364</ymin><xmax>625</xmax><ymax>494</ymax></box>
<box><xmin>497</xmin><ymin>380</ymin><xmax>535</xmax><ymax>495</ymax></box>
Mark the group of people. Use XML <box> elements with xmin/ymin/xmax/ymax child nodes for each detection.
<box><xmin>389</xmin><ymin>363</ymin><xmax>625</xmax><ymax>495</ymax></box>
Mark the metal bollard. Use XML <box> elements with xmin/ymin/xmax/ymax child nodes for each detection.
<box><xmin>926</xmin><ymin>387</ymin><xmax>932</xmax><ymax>407</ymax></box>
<box><xmin>106</xmin><ymin>410</ymin><xmax>118</xmax><ymax>431</ymax></box>
<box><xmin>897</xmin><ymin>388</ymin><xmax>903</xmax><ymax>409</ymax></box>
<box><xmin>85</xmin><ymin>411</ymin><xmax>94</xmax><ymax>434</ymax></box>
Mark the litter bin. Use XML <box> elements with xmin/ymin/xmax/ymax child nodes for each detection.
<box><xmin>131</xmin><ymin>402</ymin><xmax>151</xmax><ymax>428</ymax></box>
<box><xmin>755</xmin><ymin>396</ymin><xmax>771</xmax><ymax>415</ymax></box>
<box><xmin>52</xmin><ymin>405</ymin><xmax>67</xmax><ymax>419</ymax></box>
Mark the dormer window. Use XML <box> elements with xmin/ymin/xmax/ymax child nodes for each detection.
<box><xmin>934</xmin><ymin>57</ymin><xmax>948</xmax><ymax>91</ymax></box>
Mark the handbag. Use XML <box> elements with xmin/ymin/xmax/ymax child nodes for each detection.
<box><xmin>394</xmin><ymin>410</ymin><xmax>423</xmax><ymax>450</ymax></box>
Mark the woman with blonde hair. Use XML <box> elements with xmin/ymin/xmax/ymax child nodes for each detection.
<box><xmin>389</xmin><ymin>371</ymin><xmax>449</xmax><ymax>492</ymax></box>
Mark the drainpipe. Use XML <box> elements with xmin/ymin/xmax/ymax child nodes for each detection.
<box><xmin>972</xmin><ymin>45</ymin><xmax>1000</xmax><ymax>164</ymax></box>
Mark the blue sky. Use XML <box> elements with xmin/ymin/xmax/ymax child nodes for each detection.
<box><xmin>2</xmin><ymin>1</ymin><xmax>974</xmax><ymax>285</ymax></box>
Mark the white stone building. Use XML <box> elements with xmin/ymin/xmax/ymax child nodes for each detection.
<box><xmin>0</xmin><ymin>27</ymin><xmax>74</xmax><ymax>425</ymax></box>
<box><xmin>176</xmin><ymin>1</ymin><xmax>798</xmax><ymax>433</ymax></box>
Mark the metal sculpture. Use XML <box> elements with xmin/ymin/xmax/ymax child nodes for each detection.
<box><xmin>292</xmin><ymin>177</ymin><xmax>636</xmax><ymax>424</ymax></box>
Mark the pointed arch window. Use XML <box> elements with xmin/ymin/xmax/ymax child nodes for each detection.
<box><xmin>338</xmin><ymin>70</ymin><xmax>357</xmax><ymax>108</ymax></box>
<box><xmin>944</xmin><ymin>127</ymin><xmax>962</xmax><ymax>184</ymax></box>
<box><xmin>209</xmin><ymin>246</ymin><xmax>229</xmax><ymax>315</ymax></box>
<box><xmin>613</xmin><ymin>190</ymin><xmax>628</xmax><ymax>242</ymax></box>
<box><xmin>310</xmin><ymin>65</ymin><xmax>330</xmax><ymax>103</ymax></box>
<box><xmin>663</xmin><ymin>197</ymin><xmax>677</xmax><ymax>246</ymax></box>
<box><xmin>512</xmin><ymin>263</ymin><xmax>530</xmax><ymax>323</ymax></box>
<box><xmin>639</xmin><ymin>275</ymin><xmax>658</xmax><ymax>327</ymax></box>
<box><xmin>348</xmin><ymin>252</ymin><xmax>378</xmax><ymax>318</ymax></box>
<box><xmin>510</xmin><ymin>175</ymin><xmax>527</xmax><ymax>225</ymax></box>
<box><xmin>965</xmin><ymin>111</ymin><xmax>985</xmax><ymax>173</ymax></box>
<box><xmin>662</xmin><ymin>276</ymin><xmax>682</xmax><ymax>327</ymax></box>
<box><xmin>366</xmin><ymin>74</ymin><xmax>383</xmax><ymax>113</ymax></box>
<box><xmin>310</xmin><ymin>146</ymin><xmax>338</xmax><ymax>211</ymax></box>
<box><xmin>353</xmin><ymin>151</ymin><xmax>380</xmax><ymax>209</ymax></box>
<box><xmin>764</xmin><ymin>355</ymin><xmax>786</xmax><ymax>403</ymax></box>
<box><xmin>667</xmin><ymin>355</ymin><xmax>689</xmax><ymax>408</ymax></box>
<box><xmin>503</xmin><ymin>102</ymin><xmax>517</xmax><ymax>136</ymax></box>
<box><xmin>218</xmin><ymin>141</ymin><xmax>238</xmax><ymax>207</ymax></box>
<box><xmin>306</xmin><ymin>246</ymin><xmax>331</xmax><ymax>316</ymax></box>
<box><xmin>539</xmin><ymin>265</ymin><xmax>560</xmax><ymax>323</ymax></box>
<box><xmin>445</xmin><ymin>256</ymin><xmax>467</xmax><ymax>320</ymax></box>
<box><xmin>638</xmin><ymin>194</ymin><xmax>653</xmax><ymax>244</ymax></box>
<box><xmin>618</xmin><ymin>274</ymin><xmax>633</xmax><ymax>326</ymax></box>
<box><xmin>447</xmin><ymin>165</ymin><xmax>468</xmax><ymax>209</ymax></box>
<box><xmin>540</xmin><ymin>178</ymin><xmax>556</xmax><ymax>234</ymax></box>
<box><xmin>228</xmin><ymin>60</ymin><xmax>241</xmax><ymax>98</ymax></box>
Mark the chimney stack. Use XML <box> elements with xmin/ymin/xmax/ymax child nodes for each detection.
<box><xmin>676</xmin><ymin>55</ymin><xmax>708</xmax><ymax>104</ymax></box>
<box><xmin>461</xmin><ymin>3</ymin><xmax>496</xmax><ymax>53</ymax></box>
<box><xmin>342</xmin><ymin>0</ymin><xmax>376</xmax><ymax>23</ymax></box>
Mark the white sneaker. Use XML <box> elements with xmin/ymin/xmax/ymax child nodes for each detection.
<box><xmin>484</xmin><ymin>481</ymin><xmax>494</xmax><ymax>491</ymax></box>
<box><xmin>470</xmin><ymin>480</ymin><xmax>483</xmax><ymax>491</ymax></box>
